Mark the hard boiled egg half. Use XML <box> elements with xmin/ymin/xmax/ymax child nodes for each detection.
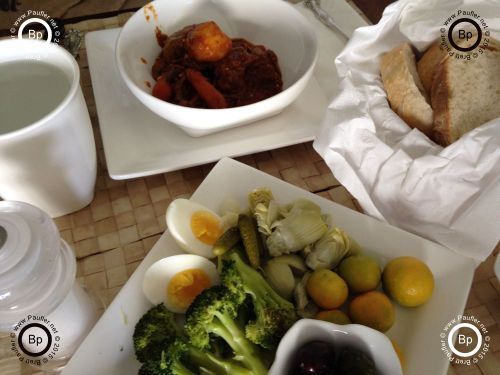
<box><xmin>166</xmin><ymin>199</ymin><xmax>223</xmax><ymax>258</ymax></box>
<box><xmin>143</xmin><ymin>254</ymin><xmax>219</xmax><ymax>313</ymax></box>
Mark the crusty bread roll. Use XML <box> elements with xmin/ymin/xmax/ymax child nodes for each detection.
<box><xmin>417</xmin><ymin>42</ymin><xmax>446</xmax><ymax>95</ymax></box>
<box><xmin>380</xmin><ymin>43</ymin><xmax>434</xmax><ymax>137</ymax></box>
<box><xmin>432</xmin><ymin>38</ymin><xmax>500</xmax><ymax>145</ymax></box>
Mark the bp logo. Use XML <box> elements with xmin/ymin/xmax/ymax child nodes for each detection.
<box><xmin>439</xmin><ymin>9</ymin><xmax>491</xmax><ymax>60</ymax></box>
<box><xmin>9</xmin><ymin>10</ymin><xmax>62</xmax><ymax>44</ymax></box>
<box><xmin>10</xmin><ymin>315</ymin><xmax>62</xmax><ymax>367</ymax></box>
<box><xmin>17</xmin><ymin>323</ymin><xmax>53</xmax><ymax>357</ymax></box>
<box><xmin>440</xmin><ymin>315</ymin><xmax>491</xmax><ymax>366</ymax></box>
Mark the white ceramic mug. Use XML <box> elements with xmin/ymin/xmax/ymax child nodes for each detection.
<box><xmin>0</xmin><ymin>39</ymin><xmax>96</xmax><ymax>217</ymax></box>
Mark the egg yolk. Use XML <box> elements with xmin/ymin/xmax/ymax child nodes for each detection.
<box><xmin>167</xmin><ymin>268</ymin><xmax>212</xmax><ymax>310</ymax></box>
<box><xmin>190</xmin><ymin>210</ymin><xmax>222</xmax><ymax>245</ymax></box>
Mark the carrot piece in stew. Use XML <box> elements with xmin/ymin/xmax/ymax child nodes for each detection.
<box><xmin>152</xmin><ymin>76</ymin><xmax>173</xmax><ymax>101</ymax></box>
<box><xmin>186</xmin><ymin>69</ymin><xmax>228</xmax><ymax>109</ymax></box>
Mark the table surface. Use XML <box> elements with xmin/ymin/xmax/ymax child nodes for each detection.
<box><xmin>0</xmin><ymin>2</ymin><xmax>499</xmax><ymax>375</ymax></box>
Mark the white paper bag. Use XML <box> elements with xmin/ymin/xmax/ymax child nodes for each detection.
<box><xmin>314</xmin><ymin>0</ymin><xmax>500</xmax><ymax>262</ymax></box>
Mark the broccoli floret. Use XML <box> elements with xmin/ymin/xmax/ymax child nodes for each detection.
<box><xmin>221</xmin><ymin>251</ymin><xmax>298</xmax><ymax>349</ymax></box>
<box><xmin>138</xmin><ymin>343</ymin><xmax>194</xmax><ymax>375</ymax></box>
<box><xmin>165</xmin><ymin>339</ymin><xmax>253</xmax><ymax>375</ymax></box>
<box><xmin>134</xmin><ymin>301</ymin><xmax>254</xmax><ymax>375</ymax></box>
<box><xmin>188</xmin><ymin>340</ymin><xmax>252</xmax><ymax>375</ymax></box>
<box><xmin>184</xmin><ymin>286</ymin><xmax>267</xmax><ymax>375</ymax></box>
<box><xmin>138</xmin><ymin>350</ymin><xmax>176</xmax><ymax>375</ymax></box>
<box><xmin>138</xmin><ymin>335</ymin><xmax>252</xmax><ymax>375</ymax></box>
<box><xmin>133</xmin><ymin>304</ymin><xmax>180</xmax><ymax>363</ymax></box>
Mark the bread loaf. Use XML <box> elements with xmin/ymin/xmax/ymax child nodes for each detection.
<box><xmin>380</xmin><ymin>43</ymin><xmax>434</xmax><ymax>136</ymax></box>
<box><xmin>432</xmin><ymin>38</ymin><xmax>500</xmax><ymax>145</ymax></box>
<box><xmin>417</xmin><ymin>42</ymin><xmax>446</xmax><ymax>95</ymax></box>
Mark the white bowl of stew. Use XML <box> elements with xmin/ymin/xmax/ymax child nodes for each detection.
<box><xmin>116</xmin><ymin>0</ymin><xmax>318</xmax><ymax>137</ymax></box>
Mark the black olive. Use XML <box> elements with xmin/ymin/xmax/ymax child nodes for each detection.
<box><xmin>291</xmin><ymin>340</ymin><xmax>336</xmax><ymax>375</ymax></box>
<box><xmin>337</xmin><ymin>348</ymin><xmax>378</xmax><ymax>375</ymax></box>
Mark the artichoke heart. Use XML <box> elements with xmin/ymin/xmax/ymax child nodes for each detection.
<box><xmin>248</xmin><ymin>188</ymin><xmax>279</xmax><ymax>239</ymax></box>
<box><xmin>248</xmin><ymin>187</ymin><xmax>274</xmax><ymax>213</ymax></box>
<box><xmin>279</xmin><ymin>198</ymin><xmax>322</xmax><ymax>217</ymax></box>
<box><xmin>306</xmin><ymin>227</ymin><xmax>362</xmax><ymax>270</ymax></box>
<box><xmin>266</xmin><ymin>200</ymin><xmax>328</xmax><ymax>256</ymax></box>
<box><xmin>254</xmin><ymin>199</ymin><xmax>279</xmax><ymax>236</ymax></box>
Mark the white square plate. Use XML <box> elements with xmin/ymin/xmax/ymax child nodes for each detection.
<box><xmin>84</xmin><ymin>0</ymin><xmax>368</xmax><ymax>179</ymax></box>
<box><xmin>64</xmin><ymin>158</ymin><xmax>475</xmax><ymax>375</ymax></box>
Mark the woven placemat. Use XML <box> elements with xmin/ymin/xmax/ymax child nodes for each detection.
<box><xmin>60</xmin><ymin>11</ymin><xmax>365</xmax><ymax>307</ymax></box>
<box><xmin>2</xmin><ymin>7</ymin><xmax>499</xmax><ymax>375</ymax></box>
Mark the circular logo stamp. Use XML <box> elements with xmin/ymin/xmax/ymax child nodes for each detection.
<box><xmin>440</xmin><ymin>315</ymin><xmax>491</xmax><ymax>366</ymax></box>
<box><xmin>439</xmin><ymin>9</ymin><xmax>491</xmax><ymax>60</ymax></box>
<box><xmin>9</xmin><ymin>10</ymin><xmax>62</xmax><ymax>44</ymax></box>
<box><xmin>10</xmin><ymin>315</ymin><xmax>62</xmax><ymax>367</ymax></box>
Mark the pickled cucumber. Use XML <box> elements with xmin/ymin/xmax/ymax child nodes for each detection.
<box><xmin>212</xmin><ymin>226</ymin><xmax>240</xmax><ymax>256</ymax></box>
<box><xmin>238</xmin><ymin>214</ymin><xmax>263</xmax><ymax>268</ymax></box>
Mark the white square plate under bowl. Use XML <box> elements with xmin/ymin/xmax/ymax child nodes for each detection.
<box><xmin>63</xmin><ymin>158</ymin><xmax>475</xmax><ymax>375</ymax></box>
<box><xmin>85</xmin><ymin>0</ymin><xmax>368</xmax><ymax>179</ymax></box>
